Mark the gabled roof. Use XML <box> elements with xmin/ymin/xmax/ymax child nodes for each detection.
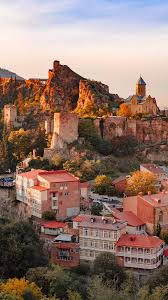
<box><xmin>111</xmin><ymin>208</ymin><xmax>145</xmax><ymax>227</ymax></box>
<box><xmin>116</xmin><ymin>234</ymin><xmax>164</xmax><ymax>248</ymax></box>
<box><xmin>137</xmin><ymin>76</ymin><xmax>146</xmax><ymax>85</ymax></box>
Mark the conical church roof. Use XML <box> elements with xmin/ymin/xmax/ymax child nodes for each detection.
<box><xmin>137</xmin><ymin>76</ymin><xmax>146</xmax><ymax>85</ymax></box>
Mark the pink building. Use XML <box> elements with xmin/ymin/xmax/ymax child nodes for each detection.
<box><xmin>116</xmin><ymin>234</ymin><xmax>164</xmax><ymax>269</ymax></box>
<box><xmin>16</xmin><ymin>169</ymin><xmax>82</xmax><ymax>220</ymax></box>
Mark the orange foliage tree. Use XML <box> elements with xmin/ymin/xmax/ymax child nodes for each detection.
<box><xmin>0</xmin><ymin>278</ymin><xmax>43</xmax><ymax>300</ymax></box>
<box><xmin>126</xmin><ymin>171</ymin><xmax>157</xmax><ymax>196</ymax></box>
<box><xmin>117</xmin><ymin>103</ymin><xmax>131</xmax><ymax>117</ymax></box>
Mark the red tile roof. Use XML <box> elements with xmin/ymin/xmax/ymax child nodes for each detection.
<box><xmin>30</xmin><ymin>185</ymin><xmax>48</xmax><ymax>192</ymax></box>
<box><xmin>112</xmin><ymin>208</ymin><xmax>145</xmax><ymax>227</ymax></box>
<box><xmin>73</xmin><ymin>215</ymin><xmax>89</xmax><ymax>222</ymax></box>
<box><xmin>140</xmin><ymin>193</ymin><xmax>168</xmax><ymax>207</ymax></box>
<box><xmin>141</xmin><ymin>164</ymin><xmax>165</xmax><ymax>175</ymax></box>
<box><xmin>18</xmin><ymin>169</ymin><xmax>43</xmax><ymax>179</ymax></box>
<box><xmin>80</xmin><ymin>182</ymin><xmax>89</xmax><ymax>188</ymax></box>
<box><xmin>41</xmin><ymin>221</ymin><xmax>66</xmax><ymax>229</ymax></box>
<box><xmin>38</xmin><ymin>170</ymin><xmax>79</xmax><ymax>183</ymax></box>
<box><xmin>116</xmin><ymin>234</ymin><xmax>164</xmax><ymax>249</ymax></box>
<box><xmin>112</xmin><ymin>176</ymin><xmax>128</xmax><ymax>184</ymax></box>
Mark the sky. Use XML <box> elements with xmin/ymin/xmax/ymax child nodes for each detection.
<box><xmin>0</xmin><ymin>0</ymin><xmax>168</xmax><ymax>107</ymax></box>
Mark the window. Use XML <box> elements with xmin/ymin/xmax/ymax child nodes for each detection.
<box><xmin>138</xmin><ymin>258</ymin><xmax>143</xmax><ymax>264</ymax></box>
<box><xmin>103</xmin><ymin>242</ymin><xmax>108</xmax><ymax>250</ymax></box>
<box><xmin>52</xmin><ymin>200</ymin><xmax>57</xmax><ymax>207</ymax></box>
<box><xmin>53</xmin><ymin>192</ymin><xmax>56</xmax><ymax>197</ymax></box>
<box><xmin>159</xmin><ymin>211</ymin><xmax>163</xmax><ymax>223</ymax></box>
<box><xmin>84</xmin><ymin>228</ymin><xmax>88</xmax><ymax>236</ymax></box>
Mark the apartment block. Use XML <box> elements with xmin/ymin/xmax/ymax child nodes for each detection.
<box><xmin>16</xmin><ymin>169</ymin><xmax>83</xmax><ymax>220</ymax></box>
<box><xmin>78</xmin><ymin>215</ymin><xmax>127</xmax><ymax>261</ymax></box>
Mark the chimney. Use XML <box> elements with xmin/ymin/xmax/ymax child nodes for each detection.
<box><xmin>139</xmin><ymin>192</ymin><xmax>143</xmax><ymax>196</ymax></box>
<box><xmin>148</xmin><ymin>191</ymin><xmax>151</xmax><ymax>195</ymax></box>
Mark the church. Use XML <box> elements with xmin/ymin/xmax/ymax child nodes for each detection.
<box><xmin>124</xmin><ymin>77</ymin><xmax>159</xmax><ymax>116</ymax></box>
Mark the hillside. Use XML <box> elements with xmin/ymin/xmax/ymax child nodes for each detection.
<box><xmin>0</xmin><ymin>67</ymin><xmax>24</xmax><ymax>80</ymax></box>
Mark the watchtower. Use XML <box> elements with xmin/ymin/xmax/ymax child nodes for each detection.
<box><xmin>136</xmin><ymin>76</ymin><xmax>146</xmax><ymax>97</ymax></box>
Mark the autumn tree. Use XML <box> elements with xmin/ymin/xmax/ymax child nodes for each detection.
<box><xmin>8</xmin><ymin>128</ymin><xmax>33</xmax><ymax>161</ymax></box>
<box><xmin>0</xmin><ymin>278</ymin><xmax>43</xmax><ymax>300</ymax></box>
<box><xmin>94</xmin><ymin>175</ymin><xmax>114</xmax><ymax>195</ymax></box>
<box><xmin>126</xmin><ymin>171</ymin><xmax>157</xmax><ymax>196</ymax></box>
<box><xmin>117</xmin><ymin>103</ymin><xmax>131</xmax><ymax>117</ymax></box>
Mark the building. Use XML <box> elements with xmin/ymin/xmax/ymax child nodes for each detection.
<box><xmin>40</xmin><ymin>220</ymin><xmax>66</xmax><ymax>241</ymax></box>
<box><xmin>124</xmin><ymin>77</ymin><xmax>159</xmax><ymax>116</ymax></box>
<box><xmin>112</xmin><ymin>176</ymin><xmax>129</xmax><ymax>194</ymax></box>
<box><xmin>4</xmin><ymin>104</ymin><xmax>17</xmax><ymax>127</ymax></box>
<box><xmin>124</xmin><ymin>192</ymin><xmax>168</xmax><ymax>234</ymax></box>
<box><xmin>51</xmin><ymin>233</ymin><xmax>80</xmax><ymax>268</ymax></box>
<box><xmin>116</xmin><ymin>234</ymin><xmax>164</xmax><ymax>270</ymax></box>
<box><xmin>78</xmin><ymin>215</ymin><xmax>127</xmax><ymax>261</ymax></box>
<box><xmin>111</xmin><ymin>208</ymin><xmax>146</xmax><ymax>234</ymax></box>
<box><xmin>16</xmin><ymin>169</ymin><xmax>82</xmax><ymax>220</ymax></box>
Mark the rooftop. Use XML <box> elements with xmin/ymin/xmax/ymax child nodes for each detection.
<box><xmin>137</xmin><ymin>76</ymin><xmax>146</xmax><ymax>85</ymax></box>
<box><xmin>140</xmin><ymin>192</ymin><xmax>168</xmax><ymax>207</ymax></box>
<box><xmin>78</xmin><ymin>214</ymin><xmax>127</xmax><ymax>230</ymax></box>
<box><xmin>111</xmin><ymin>208</ymin><xmax>145</xmax><ymax>227</ymax></box>
<box><xmin>41</xmin><ymin>221</ymin><xmax>66</xmax><ymax>229</ymax></box>
<box><xmin>30</xmin><ymin>185</ymin><xmax>48</xmax><ymax>192</ymax></box>
<box><xmin>141</xmin><ymin>163</ymin><xmax>165</xmax><ymax>175</ymax></box>
<box><xmin>18</xmin><ymin>169</ymin><xmax>43</xmax><ymax>179</ymax></box>
<box><xmin>53</xmin><ymin>234</ymin><xmax>74</xmax><ymax>242</ymax></box>
<box><xmin>38</xmin><ymin>170</ymin><xmax>79</xmax><ymax>183</ymax></box>
<box><xmin>116</xmin><ymin>234</ymin><xmax>164</xmax><ymax>249</ymax></box>
<box><xmin>112</xmin><ymin>175</ymin><xmax>128</xmax><ymax>185</ymax></box>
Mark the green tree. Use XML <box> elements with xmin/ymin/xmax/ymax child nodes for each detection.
<box><xmin>67</xmin><ymin>290</ymin><xmax>83</xmax><ymax>300</ymax></box>
<box><xmin>0</xmin><ymin>293</ymin><xmax>17</xmax><ymax>300</ymax></box>
<box><xmin>160</xmin><ymin>229</ymin><xmax>168</xmax><ymax>244</ymax></box>
<box><xmin>91</xmin><ymin>203</ymin><xmax>103</xmax><ymax>216</ymax></box>
<box><xmin>93</xmin><ymin>252</ymin><xmax>126</xmax><ymax>289</ymax></box>
<box><xmin>0</xmin><ymin>221</ymin><xmax>47</xmax><ymax>278</ymax></box>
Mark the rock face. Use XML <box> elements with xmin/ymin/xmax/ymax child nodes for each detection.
<box><xmin>75</xmin><ymin>79</ymin><xmax>115</xmax><ymax>117</ymax></box>
<box><xmin>40</xmin><ymin>60</ymin><xmax>83</xmax><ymax>112</ymax></box>
<box><xmin>94</xmin><ymin>116</ymin><xmax>168</xmax><ymax>143</ymax></box>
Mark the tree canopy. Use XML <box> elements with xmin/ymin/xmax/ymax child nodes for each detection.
<box><xmin>126</xmin><ymin>170</ymin><xmax>157</xmax><ymax>196</ymax></box>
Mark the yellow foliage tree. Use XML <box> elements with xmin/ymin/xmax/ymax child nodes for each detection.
<box><xmin>126</xmin><ymin>171</ymin><xmax>157</xmax><ymax>196</ymax></box>
<box><xmin>0</xmin><ymin>278</ymin><xmax>43</xmax><ymax>300</ymax></box>
<box><xmin>117</xmin><ymin>103</ymin><xmax>131</xmax><ymax>117</ymax></box>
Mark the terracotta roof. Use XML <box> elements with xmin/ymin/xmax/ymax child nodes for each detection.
<box><xmin>116</xmin><ymin>234</ymin><xmax>164</xmax><ymax>249</ymax></box>
<box><xmin>112</xmin><ymin>176</ymin><xmax>128</xmax><ymax>184</ymax></box>
<box><xmin>38</xmin><ymin>170</ymin><xmax>79</xmax><ymax>183</ymax></box>
<box><xmin>41</xmin><ymin>221</ymin><xmax>66</xmax><ymax>229</ymax></box>
<box><xmin>140</xmin><ymin>193</ymin><xmax>168</xmax><ymax>207</ymax></box>
<box><xmin>30</xmin><ymin>185</ymin><xmax>48</xmax><ymax>192</ymax></box>
<box><xmin>73</xmin><ymin>215</ymin><xmax>89</xmax><ymax>222</ymax></box>
<box><xmin>111</xmin><ymin>208</ymin><xmax>145</xmax><ymax>227</ymax></box>
<box><xmin>141</xmin><ymin>164</ymin><xmax>165</xmax><ymax>175</ymax></box>
<box><xmin>18</xmin><ymin>169</ymin><xmax>43</xmax><ymax>179</ymax></box>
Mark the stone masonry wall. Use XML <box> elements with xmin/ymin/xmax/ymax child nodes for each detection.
<box><xmin>94</xmin><ymin>117</ymin><xmax>168</xmax><ymax>143</ymax></box>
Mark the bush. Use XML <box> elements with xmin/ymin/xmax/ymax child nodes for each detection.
<box><xmin>42</xmin><ymin>211</ymin><xmax>56</xmax><ymax>221</ymax></box>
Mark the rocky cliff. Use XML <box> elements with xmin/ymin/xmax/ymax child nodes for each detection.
<box><xmin>74</xmin><ymin>79</ymin><xmax>116</xmax><ymax>117</ymax></box>
<box><xmin>40</xmin><ymin>60</ymin><xmax>83</xmax><ymax>112</ymax></box>
<box><xmin>0</xmin><ymin>60</ymin><xmax>119</xmax><ymax>117</ymax></box>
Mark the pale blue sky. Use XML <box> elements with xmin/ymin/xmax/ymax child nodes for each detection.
<box><xmin>0</xmin><ymin>0</ymin><xmax>168</xmax><ymax>107</ymax></box>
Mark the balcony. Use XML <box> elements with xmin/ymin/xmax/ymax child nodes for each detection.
<box><xmin>124</xmin><ymin>260</ymin><xmax>161</xmax><ymax>270</ymax></box>
<box><xmin>117</xmin><ymin>248</ymin><xmax>163</xmax><ymax>259</ymax></box>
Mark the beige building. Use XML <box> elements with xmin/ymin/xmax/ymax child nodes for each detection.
<box><xmin>125</xmin><ymin>77</ymin><xmax>159</xmax><ymax>116</ymax></box>
<box><xmin>76</xmin><ymin>215</ymin><xmax>127</xmax><ymax>261</ymax></box>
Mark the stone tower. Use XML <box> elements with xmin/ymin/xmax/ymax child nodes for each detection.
<box><xmin>136</xmin><ymin>76</ymin><xmax>146</xmax><ymax>97</ymax></box>
<box><xmin>4</xmin><ymin>104</ymin><xmax>17</xmax><ymax>127</ymax></box>
<box><xmin>51</xmin><ymin>112</ymin><xmax>79</xmax><ymax>149</ymax></box>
